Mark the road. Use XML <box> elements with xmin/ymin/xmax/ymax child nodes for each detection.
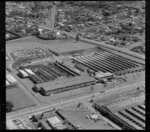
<box><xmin>7</xmin><ymin>81</ymin><xmax>144</xmax><ymax>120</ymax></box>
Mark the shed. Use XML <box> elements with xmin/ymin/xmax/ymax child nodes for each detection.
<box><xmin>47</xmin><ymin>116</ymin><xmax>62</xmax><ymax>127</ymax></box>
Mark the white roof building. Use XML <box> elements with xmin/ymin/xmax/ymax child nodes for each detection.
<box><xmin>38</xmin><ymin>28</ymin><xmax>44</xmax><ymax>34</ymax></box>
<box><xmin>90</xmin><ymin>114</ymin><xmax>99</xmax><ymax>120</ymax></box>
<box><xmin>73</xmin><ymin>69</ymin><xmax>81</xmax><ymax>74</ymax></box>
<box><xmin>56</xmin><ymin>32</ymin><xmax>62</xmax><ymax>38</ymax></box>
<box><xmin>24</xmin><ymin>69</ymin><xmax>35</xmax><ymax>75</ymax></box>
<box><xmin>18</xmin><ymin>70</ymin><xmax>29</xmax><ymax>77</ymax></box>
<box><xmin>95</xmin><ymin>72</ymin><xmax>113</xmax><ymax>78</ymax></box>
<box><xmin>6</xmin><ymin>80</ymin><xmax>10</xmax><ymax>86</ymax></box>
<box><xmin>6</xmin><ymin>34</ymin><xmax>10</xmax><ymax>38</ymax></box>
<box><xmin>47</xmin><ymin>116</ymin><xmax>62</xmax><ymax>127</ymax></box>
<box><xmin>6</xmin><ymin>74</ymin><xmax>17</xmax><ymax>83</ymax></box>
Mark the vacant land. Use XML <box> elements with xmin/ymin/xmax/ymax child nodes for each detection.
<box><xmin>6</xmin><ymin>86</ymin><xmax>35</xmax><ymax>111</ymax></box>
<box><xmin>6</xmin><ymin>37</ymin><xmax>95</xmax><ymax>54</ymax></box>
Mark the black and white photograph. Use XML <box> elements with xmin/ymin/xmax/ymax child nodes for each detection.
<box><xmin>5</xmin><ymin>1</ymin><xmax>145</xmax><ymax>130</ymax></box>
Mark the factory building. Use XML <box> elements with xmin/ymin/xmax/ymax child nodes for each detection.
<box><xmin>94</xmin><ymin>104</ymin><xmax>135</xmax><ymax>130</ymax></box>
<box><xmin>36</xmin><ymin>74</ymin><xmax>95</xmax><ymax>96</ymax></box>
<box><xmin>94</xmin><ymin>71</ymin><xmax>114</xmax><ymax>79</ymax></box>
<box><xmin>18</xmin><ymin>69</ymin><xmax>29</xmax><ymax>78</ymax></box>
<box><xmin>6</xmin><ymin>74</ymin><xmax>17</xmax><ymax>83</ymax></box>
<box><xmin>24</xmin><ymin>68</ymin><xmax>35</xmax><ymax>75</ymax></box>
<box><xmin>39</xmin><ymin>120</ymin><xmax>52</xmax><ymax>130</ymax></box>
<box><xmin>47</xmin><ymin>116</ymin><xmax>67</xmax><ymax>129</ymax></box>
<box><xmin>73</xmin><ymin>51</ymin><xmax>143</xmax><ymax>74</ymax></box>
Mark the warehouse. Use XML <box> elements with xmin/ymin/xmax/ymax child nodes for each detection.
<box><xmin>6</xmin><ymin>74</ymin><xmax>17</xmax><ymax>83</ymax></box>
<box><xmin>18</xmin><ymin>69</ymin><xmax>29</xmax><ymax>78</ymax></box>
<box><xmin>47</xmin><ymin>116</ymin><xmax>64</xmax><ymax>129</ymax></box>
<box><xmin>24</xmin><ymin>68</ymin><xmax>35</xmax><ymax>75</ymax></box>
<box><xmin>74</xmin><ymin>51</ymin><xmax>142</xmax><ymax>74</ymax></box>
<box><xmin>36</xmin><ymin>74</ymin><xmax>95</xmax><ymax>96</ymax></box>
<box><xmin>94</xmin><ymin>72</ymin><xmax>114</xmax><ymax>79</ymax></box>
<box><xmin>24</xmin><ymin>64</ymin><xmax>61</xmax><ymax>79</ymax></box>
<box><xmin>47</xmin><ymin>116</ymin><xmax>67</xmax><ymax>130</ymax></box>
<box><xmin>34</xmin><ymin>69</ymin><xmax>51</xmax><ymax>82</ymax></box>
<box><xmin>29</xmin><ymin>74</ymin><xmax>44</xmax><ymax>84</ymax></box>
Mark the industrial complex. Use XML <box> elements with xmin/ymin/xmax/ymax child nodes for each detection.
<box><xmin>6</xmin><ymin>1</ymin><xmax>145</xmax><ymax>130</ymax></box>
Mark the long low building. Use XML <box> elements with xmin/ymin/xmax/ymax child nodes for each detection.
<box><xmin>24</xmin><ymin>68</ymin><xmax>35</xmax><ymax>75</ymax></box>
<box><xmin>18</xmin><ymin>69</ymin><xmax>29</xmax><ymax>78</ymax></box>
<box><xmin>74</xmin><ymin>51</ymin><xmax>143</xmax><ymax>74</ymax></box>
<box><xmin>36</xmin><ymin>74</ymin><xmax>95</xmax><ymax>96</ymax></box>
<box><xmin>6</xmin><ymin>74</ymin><xmax>17</xmax><ymax>83</ymax></box>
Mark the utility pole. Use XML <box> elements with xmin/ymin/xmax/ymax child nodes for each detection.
<box><xmin>44</xmin><ymin>96</ymin><xmax>46</xmax><ymax>104</ymax></box>
<box><xmin>91</xmin><ymin>86</ymin><xmax>94</xmax><ymax>98</ymax></box>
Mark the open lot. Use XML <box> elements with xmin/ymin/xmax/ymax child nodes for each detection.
<box><xmin>6</xmin><ymin>37</ymin><xmax>96</xmax><ymax>55</ymax></box>
<box><xmin>57</xmin><ymin>103</ymin><xmax>115</xmax><ymax>130</ymax></box>
<box><xmin>6</xmin><ymin>86</ymin><xmax>36</xmax><ymax>111</ymax></box>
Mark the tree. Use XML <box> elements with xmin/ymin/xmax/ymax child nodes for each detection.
<box><xmin>6</xmin><ymin>101</ymin><xmax>14</xmax><ymax>112</ymax></box>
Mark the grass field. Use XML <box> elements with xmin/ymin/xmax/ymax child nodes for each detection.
<box><xmin>6</xmin><ymin>86</ymin><xmax>36</xmax><ymax>111</ymax></box>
